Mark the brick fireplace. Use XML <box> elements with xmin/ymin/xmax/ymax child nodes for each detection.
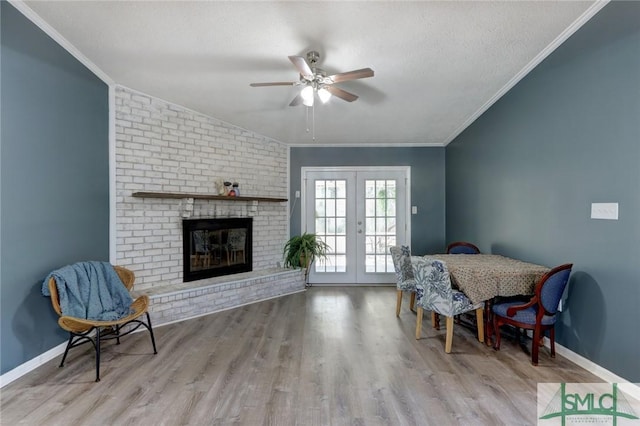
<box><xmin>114</xmin><ymin>86</ymin><xmax>304</xmax><ymax>324</ymax></box>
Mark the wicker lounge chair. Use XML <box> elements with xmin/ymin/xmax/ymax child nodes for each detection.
<box><xmin>46</xmin><ymin>265</ymin><xmax>157</xmax><ymax>381</ymax></box>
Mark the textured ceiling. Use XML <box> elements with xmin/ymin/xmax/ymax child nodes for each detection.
<box><xmin>21</xmin><ymin>1</ymin><xmax>600</xmax><ymax>146</ymax></box>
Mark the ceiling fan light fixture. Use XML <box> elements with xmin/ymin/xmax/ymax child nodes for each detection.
<box><xmin>318</xmin><ymin>87</ymin><xmax>332</xmax><ymax>104</ymax></box>
<box><xmin>301</xmin><ymin>85</ymin><xmax>314</xmax><ymax>107</ymax></box>
<box><xmin>249</xmin><ymin>51</ymin><xmax>374</xmax><ymax>138</ymax></box>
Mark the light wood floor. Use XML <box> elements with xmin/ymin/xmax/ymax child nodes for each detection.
<box><xmin>1</xmin><ymin>287</ymin><xmax>601</xmax><ymax>425</ymax></box>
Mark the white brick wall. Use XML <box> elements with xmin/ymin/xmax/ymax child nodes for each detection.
<box><xmin>115</xmin><ymin>86</ymin><xmax>290</xmax><ymax>293</ymax></box>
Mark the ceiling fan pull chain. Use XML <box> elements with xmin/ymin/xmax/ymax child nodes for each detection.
<box><xmin>305</xmin><ymin>106</ymin><xmax>310</xmax><ymax>133</ymax></box>
<box><xmin>312</xmin><ymin>103</ymin><xmax>316</xmax><ymax>141</ymax></box>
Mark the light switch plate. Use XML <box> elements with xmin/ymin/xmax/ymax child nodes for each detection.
<box><xmin>591</xmin><ymin>203</ymin><xmax>618</xmax><ymax>220</ymax></box>
<box><xmin>411</xmin><ymin>206</ymin><xmax>418</xmax><ymax>214</ymax></box>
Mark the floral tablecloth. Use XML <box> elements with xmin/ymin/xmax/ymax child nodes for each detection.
<box><xmin>429</xmin><ymin>254</ymin><xmax>550</xmax><ymax>304</ymax></box>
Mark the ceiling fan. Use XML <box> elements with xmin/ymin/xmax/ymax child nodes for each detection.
<box><xmin>250</xmin><ymin>51</ymin><xmax>374</xmax><ymax>107</ymax></box>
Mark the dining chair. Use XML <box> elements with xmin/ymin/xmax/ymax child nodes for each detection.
<box><xmin>492</xmin><ymin>263</ymin><xmax>573</xmax><ymax>365</ymax></box>
<box><xmin>43</xmin><ymin>262</ymin><xmax>158</xmax><ymax>381</ymax></box>
<box><xmin>412</xmin><ymin>257</ymin><xmax>484</xmax><ymax>353</ymax></box>
<box><xmin>445</xmin><ymin>241</ymin><xmax>481</xmax><ymax>328</ymax></box>
<box><xmin>389</xmin><ymin>245</ymin><xmax>416</xmax><ymax>316</ymax></box>
<box><xmin>446</xmin><ymin>241</ymin><xmax>481</xmax><ymax>254</ymax></box>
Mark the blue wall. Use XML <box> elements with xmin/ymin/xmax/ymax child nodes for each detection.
<box><xmin>1</xmin><ymin>2</ymin><xmax>110</xmax><ymax>375</ymax></box>
<box><xmin>290</xmin><ymin>147</ymin><xmax>446</xmax><ymax>255</ymax></box>
<box><xmin>445</xmin><ymin>1</ymin><xmax>639</xmax><ymax>381</ymax></box>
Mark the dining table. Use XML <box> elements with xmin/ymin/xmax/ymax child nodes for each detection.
<box><xmin>428</xmin><ymin>253</ymin><xmax>551</xmax><ymax>344</ymax></box>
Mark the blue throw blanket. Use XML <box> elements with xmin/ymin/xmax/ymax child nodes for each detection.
<box><xmin>42</xmin><ymin>261</ymin><xmax>133</xmax><ymax>321</ymax></box>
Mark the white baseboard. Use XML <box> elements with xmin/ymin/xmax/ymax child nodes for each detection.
<box><xmin>0</xmin><ymin>341</ymin><xmax>67</xmax><ymax>388</ymax></box>
<box><xmin>543</xmin><ymin>337</ymin><xmax>640</xmax><ymax>401</ymax></box>
<box><xmin>542</xmin><ymin>337</ymin><xmax>628</xmax><ymax>382</ymax></box>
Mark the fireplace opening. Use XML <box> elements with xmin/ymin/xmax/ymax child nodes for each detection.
<box><xmin>182</xmin><ymin>218</ymin><xmax>252</xmax><ymax>282</ymax></box>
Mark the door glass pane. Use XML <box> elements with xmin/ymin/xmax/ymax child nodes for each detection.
<box><xmin>365</xmin><ymin>236</ymin><xmax>375</xmax><ymax>253</ymax></box>
<box><xmin>365</xmin><ymin>218</ymin><xmax>375</xmax><ymax>234</ymax></box>
<box><xmin>366</xmin><ymin>255</ymin><xmax>376</xmax><ymax>273</ymax></box>
<box><xmin>315</xmin><ymin>199</ymin><xmax>325</xmax><ymax>217</ymax></box>
<box><xmin>324</xmin><ymin>236</ymin><xmax>336</xmax><ymax>253</ymax></box>
<box><xmin>386</xmin><ymin>199</ymin><xmax>396</xmax><ymax>217</ymax></box>
<box><xmin>365</xmin><ymin>181</ymin><xmax>375</xmax><ymax>198</ymax></box>
<box><xmin>326</xmin><ymin>180</ymin><xmax>336</xmax><ymax>198</ymax></box>
<box><xmin>386</xmin><ymin>236</ymin><xmax>396</xmax><ymax>248</ymax></box>
<box><xmin>316</xmin><ymin>257</ymin><xmax>328</xmax><ymax>273</ymax></box>
<box><xmin>314</xmin><ymin>179</ymin><xmax>347</xmax><ymax>273</ymax></box>
<box><xmin>365</xmin><ymin>199</ymin><xmax>375</xmax><ymax>216</ymax></box>
<box><xmin>326</xmin><ymin>199</ymin><xmax>336</xmax><ymax>217</ymax></box>
<box><xmin>376</xmin><ymin>199</ymin><xmax>386</xmax><ymax>216</ymax></box>
<box><xmin>387</xmin><ymin>181</ymin><xmax>396</xmax><ymax>198</ymax></box>
<box><xmin>327</xmin><ymin>218</ymin><xmax>336</xmax><ymax>234</ymax></box>
<box><xmin>363</xmin><ymin>179</ymin><xmax>397</xmax><ymax>274</ymax></box>
<box><xmin>386</xmin><ymin>218</ymin><xmax>396</xmax><ymax>233</ymax></box>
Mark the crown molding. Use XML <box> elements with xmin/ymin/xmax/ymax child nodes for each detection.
<box><xmin>288</xmin><ymin>142</ymin><xmax>444</xmax><ymax>148</ymax></box>
<box><xmin>8</xmin><ymin>0</ymin><xmax>114</xmax><ymax>85</ymax></box>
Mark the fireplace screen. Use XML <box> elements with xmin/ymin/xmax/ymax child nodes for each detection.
<box><xmin>182</xmin><ymin>218</ymin><xmax>252</xmax><ymax>282</ymax></box>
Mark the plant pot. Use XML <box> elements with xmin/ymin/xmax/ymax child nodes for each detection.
<box><xmin>300</xmin><ymin>254</ymin><xmax>311</xmax><ymax>270</ymax></box>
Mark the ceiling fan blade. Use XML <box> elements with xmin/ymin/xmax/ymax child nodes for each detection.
<box><xmin>250</xmin><ymin>82</ymin><xmax>296</xmax><ymax>87</ymax></box>
<box><xmin>327</xmin><ymin>68</ymin><xmax>374</xmax><ymax>84</ymax></box>
<box><xmin>288</xmin><ymin>55</ymin><xmax>313</xmax><ymax>78</ymax></box>
<box><xmin>326</xmin><ymin>86</ymin><xmax>358</xmax><ymax>102</ymax></box>
<box><xmin>289</xmin><ymin>94</ymin><xmax>303</xmax><ymax>107</ymax></box>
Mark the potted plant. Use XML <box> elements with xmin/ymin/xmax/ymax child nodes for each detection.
<box><xmin>283</xmin><ymin>233</ymin><xmax>330</xmax><ymax>279</ymax></box>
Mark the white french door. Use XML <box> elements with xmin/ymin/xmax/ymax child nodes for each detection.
<box><xmin>302</xmin><ymin>167</ymin><xmax>410</xmax><ymax>284</ymax></box>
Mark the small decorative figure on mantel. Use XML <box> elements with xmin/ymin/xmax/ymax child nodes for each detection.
<box><xmin>215</xmin><ymin>180</ymin><xmax>240</xmax><ymax>196</ymax></box>
<box><xmin>223</xmin><ymin>181</ymin><xmax>232</xmax><ymax>195</ymax></box>
<box><xmin>215</xmin><ymin>179</ymin><xmax>226</xmax><ymax>196</ymax></box>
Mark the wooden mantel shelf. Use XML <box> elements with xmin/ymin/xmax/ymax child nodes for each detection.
<box><xmin>132</xmin><ymin>191</ymin><xmax>288</xmax><ymax>203</ymax></box>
